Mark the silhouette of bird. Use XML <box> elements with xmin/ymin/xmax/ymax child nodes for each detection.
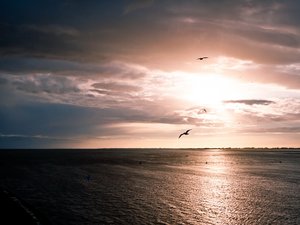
<box><xmin>197</xmin><ymin>57</ymin><xmax>208</xmax><ymax>60</ymax></box>
<box><xmin>202</xmin><ymin>108</ymin><xmax>207</xmax><ymax>113</ymax></box>
<box><xmin>179</xmin><ymin>129</ymin><xmax>192</xmax><ymax>138</ymax></box>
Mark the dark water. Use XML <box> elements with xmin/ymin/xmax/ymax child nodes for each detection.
<box><xmin>0</xmin><ymin>148</ymin><xmax>299</xmax><ymax>225</ymax></box>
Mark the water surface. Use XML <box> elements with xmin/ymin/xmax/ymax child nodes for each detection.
<box><xmin>0</xmin><ymin>148</ymin><xmax>299</xmax><ymax>224</ymax></box>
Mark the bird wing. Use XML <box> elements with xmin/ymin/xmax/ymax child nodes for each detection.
<box><xmin>186</xmin><ymin>129</ymin><xmax>192</xmax><ymax>133</ymax></box>
<box><xmin>179</xmin><ymin>133</ymin><xmax>184</xmax><ymax>138</ymax></box>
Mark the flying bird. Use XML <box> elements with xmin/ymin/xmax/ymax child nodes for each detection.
<box><xmin>179</xmin><ymin>129</ymin><xmax>192</xmax><ymax>139</ymax></box>
<box><xmin>197</xmin><ymin>57</ymin><xmax>208</xmax><ymax>60</ymax></box>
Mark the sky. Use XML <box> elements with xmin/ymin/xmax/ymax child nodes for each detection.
<box><xmin>0</xmin><ymin>0</ymin><xmax>300</xmax><ymax>148</ymax></box>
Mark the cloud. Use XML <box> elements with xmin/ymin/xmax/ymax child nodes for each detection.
<box><xmin>223</xmin><ymin>99</ymin><xmax>275</xmax><ymax>105</ymax></box>
<box><xmin>0</xmin><ymin>1</ymin><xmax>300</xmax><ymax>147</ymax></box>
<box><xmin>123</xmin><ymin>0</ymin><xmax>154</xmax><ymax>14</ymax></box>
<box><xmin>205</xmin><ymin>57</ymin><xmax>300</xmax><ymax>89</ymax></box>
<box><xmin>238</xmin><ymin>126</ymin><xmax>300</xmax><ymax>134</ymax></box>
<box><xmin>0</xmin><ymin>57</ymin><xmax>148</xmax><ymax>79</ymax></box>
<box><xmin>0</xmin><ymin>77</ymin><xmax>7</xmax><ymax>85</ymax></box>
<box><xmin>21</xmin><ymin>24</ymin><xmax>79</xmax><ymax>36</ymax></box>
<box><xmin>222</xmin><ymin>98</ymin><xmax>300</xmax><ymax>134</ymax></box>
<box><xmin>0</xmin><ymin>23</ymin><xmax>83</xmax><ymax>60</ymax></box>
<box><xmin>0</xmin><ymin>61</ymin><xmax>149</xmax><ymax>110</ymax></box>
<box><xmin>11</xmin><ymin>74</ymin><xmax>80</xmax><ymax>94</ymax></box>
<box><xmin>0</xmin><ymin>99</ymin><xmax>190</xmax><ymax>144</ymax></box>
<box><xmin>0</xmin><ymin>136</ymin><xmax>75</xmax><ymax>148</ymax></box>
<box><xmin>240</xmin><ymin>66</ymin><xmax>300</xmax><ymax>90</ymax></box>
<box><xmin>0</xmin><ymin>102</ymin><xmax>138</xmax><ymax>137</ymax></box>
<box><xmin>1</xmin><ymin>1</ymin><xmax>299</xmax><ymax>70</ymax></box>
<box><xmin>0</xmin><ymin>133</ymin><xmax>76</xmax><ymax>140</ymax></box>
<box><xmin>92</xmin><ymin>82</ymin><xmax>141</xmax><ymax>93</ymax></box>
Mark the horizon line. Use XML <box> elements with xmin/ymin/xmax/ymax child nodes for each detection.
<box><xmin>1</xmin><ymin>147</ymin><xmax>299</xmax><ymax>150</ymax></box>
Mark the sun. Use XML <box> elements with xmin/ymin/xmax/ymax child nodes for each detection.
<box><xmin>177</xmin><ymin>72</ymin><xmax>243</xmax><ymax>106</ymax></box>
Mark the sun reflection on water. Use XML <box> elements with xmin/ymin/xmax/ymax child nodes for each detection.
<box><xmin>188</xmin><ymin>150</ymin><xmax>234</xmax><ymax>224</ymax></box>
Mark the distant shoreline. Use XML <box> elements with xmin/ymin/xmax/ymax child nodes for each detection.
<box><xmin>0</xmin><ymin>147</ymin><xmax>299</xmax><ymax>151</ymax></box>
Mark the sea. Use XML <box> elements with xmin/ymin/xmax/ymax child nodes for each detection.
<box><xmin>0</xmin><ymin>148</ymin><xmax>299</xmax><ymax>225</ymax></box>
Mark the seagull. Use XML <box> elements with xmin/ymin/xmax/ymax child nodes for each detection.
<box><xmin>179</xmin><ymin>129</ymin><xmax>192</xmax><ymax>139</ymax></box>
<box><xmin>197</xmin><ymin>57</ymin><xmax>208</xmax><ymax>60</ymax></box>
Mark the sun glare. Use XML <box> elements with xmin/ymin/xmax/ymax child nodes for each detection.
<box><xmin>178</xmin><ymin>72</ymin><xmax>243</xmax><ymax>106</ymax></box>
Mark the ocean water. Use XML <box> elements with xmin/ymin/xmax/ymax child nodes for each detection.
<box><xmin>0</xmin><ymin>148</ymin><xmax>299</xmax><ymax>225</ymax></box>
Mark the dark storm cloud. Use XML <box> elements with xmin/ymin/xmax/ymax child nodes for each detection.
<box><xmin>1</xmin><ymin>0</ymin><xmax>300</xmax><ymax>66</ymax></box>
<box><xmin>223</xmin><ymin>99</ymin><xmax>275</xmax><ymax>105</ymax></box>
<box><xmin>0</xmin><ymin>1</ymin><xmax>122</xmax><ymax>60</ymax></box>
<box><xmin>0</xmin><ymin>22</ymin><xmax>83</xmax><ymax>60</ymax></box>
